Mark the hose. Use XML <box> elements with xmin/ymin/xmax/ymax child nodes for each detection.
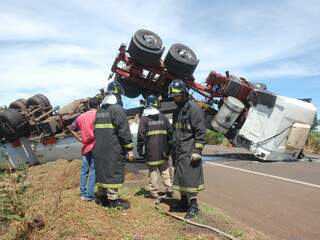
<box><xmin>155</xmin><ymin>204</ymin><xmax>239</xmax><ymax>240</ymax></box>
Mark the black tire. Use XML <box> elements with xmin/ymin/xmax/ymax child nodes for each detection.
<box><xmin>115</xmin><ymin>75</ymin><xmax>141</xmax><ymax>98</ymax></box>
<box><xmin>134</xmin><ymin>29</ymin><xmax>163</xmax><ymax>50</ymax></box>
<box><xmin>0</xmin><ymin>109</ymin><xmax>29</xmax><ymax>141</ymax></box>
<box><xmin>26</xmin><ymin>94</ymin><xmax>51</xmax><ymax>110</ymax></box>
<box><xmin>26</xmin><ymin>95</ymin><xmax>45</xmax><ymax>108</ymax></box>
<box><xmin>164</xmin><ymin>43</ymin><xmax>199</xmax><ymax>78</ymax></box>
<box><xmin>35</xmin><ymin>94</ymin><xmax>52</xmax><ymax>109</ymax></box>
<box><xmin>128</xmin><ymin>29</ymin><xmax>164</xmax><ymax>67</ymax></box>
<box><xmin>9</xmin><ymin>98</ymin><xmax>27</xmax><ymax>110</ymax></box>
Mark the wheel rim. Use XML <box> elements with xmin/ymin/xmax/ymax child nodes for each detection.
<box><xmin>135</xmin><ymin>30</ymin><xmax>163</xmax><ymax>50</ymax></box>
<box><xmin>178</xmin><ymin>48</ymin><xmax>196</xmax><ymax>62</ymax></box>
<box><xmin>143</xmin><ymin>34</ymin><xmax>158</xmax><ymax>46</ymax></box>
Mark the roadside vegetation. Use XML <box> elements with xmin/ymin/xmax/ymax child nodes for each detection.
<box><xmin>205</xmin><ymin>130</ymin><xmax>230</xmax><ymax>146</ymax></box>
<box><xmin>306</xmin><ymin>132</ymin><xmax>320</xmax><ymax>154</ymax></box>
<box><xmin>0</xmin><ymin>159</ymin><xmax>271</xmax><ymax>240</ymax></box>
<box><xmin>0</xmin><ymin>165</ymin><xmax>45</xmax><ymax>240</ymax></box>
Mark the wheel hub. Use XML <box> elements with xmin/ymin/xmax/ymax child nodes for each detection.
<box><xmin>179</xmin><ymin>49</ymin><xmax>195</xmax><ymax>61</ymax></box>
<box><xmin>143</xmin><ymin>34</ymin><xmax>157</xmax><ymax>44</ymax></box>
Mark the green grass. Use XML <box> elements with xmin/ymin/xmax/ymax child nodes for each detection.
<box><xmin>308</xmin><ymin>132</ymin><xmax>320</xmax><ymax>153</ymax></box>
<box><xmin>105</xmin><ymin>205</ymin><xmax>123</xmax><ymax>218</ymax></box>
<box><xmin>206</xmin><ymin>130</ymin><xmax>229</xmax><ymax>145</ymax></box>
<box><xmin>228</xmin><ymin>228</ymin><xmax>246</xmax><ymax>239</ymax></box>
<box><xmin>200</xmin><ymin>203</ymin><xmax>229</xmax><ymax>223</ymax></box>
<box><xmin>0</xmin><ymin>165</ymin><xmax>29</xmax><ymax>223</ymax></box>
<box><xmin>175</xmin><ymin>234</ymin><xmax>209</xmax><ymax>240</ymax></box>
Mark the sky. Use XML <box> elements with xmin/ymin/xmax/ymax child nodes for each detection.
<box><xmin>0</xmin><ymin>0</ymin><xmax>319</xmax><ymax>112</ymax></box>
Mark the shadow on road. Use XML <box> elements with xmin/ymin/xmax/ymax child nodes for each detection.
<box><xmin>203</xmin><ymin>153</ymin><xmax>260</xmax><ymax>162</ymax></box>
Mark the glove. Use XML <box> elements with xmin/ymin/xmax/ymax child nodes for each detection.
<box><xmin>128</xmin><ymin>151</ymin><xmax>134</xmax><ymax>161</ymax></box>
<box><xmin>191</xmin><ymin>153</ymin><xmax>202</xmax><ymax>162</ymax></box>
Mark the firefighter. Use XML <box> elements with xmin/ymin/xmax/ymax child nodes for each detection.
<box><xmin>137</xmin><ymin>95</ymin><xmax>173</xmax><ymax>199</ymax></box>
<box><xmin>93</xmin><ymin>81</ymin><xmax>134</xmax><ymax>210</ymax></box>
<box><xmin>168</xmin><ymin>79</ymin><xmax>206</xmax><ymax>219</ymax></box>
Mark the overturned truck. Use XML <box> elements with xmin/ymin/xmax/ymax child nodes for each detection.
<box><xmin>110</xmin><ymin>29</ymin><xmax>317</xmax><ymax>161</ymax></box>
<box><xmin>0</xmin><ymin>94</ymin><xmax>98</xmax><ymax>168</ymax></box>
<box><xmin>0</xmin><ymin>90</ymin><xmax>175</xmax><ymax>169</ymax></box>
<box><xmin>0</xmin><ymin>29</ymin><xmax>317</xmax><ymax>169</ymax></box>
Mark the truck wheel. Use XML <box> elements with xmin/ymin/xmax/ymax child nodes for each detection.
<box><xmin>128</xmin><ymin>29</ymin><xmax>165</xmax><ymax>67</ymax></box>
<box><xmin>35</xmin><ymin>94</ymin><xmax>52</xmax><ymax>109</ymax></box>
<box><xmin>26</xmin><ymin>95</ymin><xmax>45</xmax><ymax>108</ymax></box>
<box><xmin>134</xmin><ymin>29</ymin><xmax>163</xmax><ymax>50</ymax></box>
<box><xmin>115</xmin><ymin>75</ymin><xmax>141</xmax><ymax>98</ymax></box>
<box><xmin>0</xmin><ymin>109</ymin><xmax>29</xmax><ymax>141</ymax></box>
<box><xmin>164</xmin><ymin>43</ymin><xmax>199</xmax><ymax>78</ymax></box>
<box><xmin>26</xmin><ymin>94</ymin><xmax>51</xmax><ymax>110</ymax></box>
<box><xmin>9</xmin><ymin>98</ymin><xmax>27</xmax><ymax>111</ymax></box>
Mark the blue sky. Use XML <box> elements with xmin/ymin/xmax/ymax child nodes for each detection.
<box><xmin>0</xmin><ymin>0</ymin><xmax>319</xmax><ymax>112</ymax></box>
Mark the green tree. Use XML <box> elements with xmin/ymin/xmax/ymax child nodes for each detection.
<box><xmin>311</xmin><ymin>113</ymin><xmax>318</xmax><ymax>131</ymax></box>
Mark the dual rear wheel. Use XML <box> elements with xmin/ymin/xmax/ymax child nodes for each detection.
<box><xmin>124</xmin><ymin>29</ymin><xmax>199</xmax><ymax>99</ymax></box>
<box><xmin>128</xmin><ymin>29</ymin><xmax>198</xmax><ymax>79</ymax></box>
<box><xmin>1</xmin><ymin>94</ymin><xmax>52</xmax><ymax>142</ymax></box>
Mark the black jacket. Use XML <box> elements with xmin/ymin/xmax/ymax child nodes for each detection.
<box><xmin>172</xmin><ymin>100</ymin><xmax>206</xmax><ymax>193</ymax></box>
<box><xmin>138</xmin><ymin>111</ymin><xmax>172</xmax><ymax>166</ymax></box>
<box><xmin>93</xmin><ymin>104</ymin><xmax>133</xmax><ymax>188</ymax></box>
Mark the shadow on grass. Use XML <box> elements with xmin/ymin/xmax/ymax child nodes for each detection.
<box><xmin>134</xmin><ymin>188</ymin><xmax>148</xmax><ymax>197</ymax></box>
<box><xmin>134</xmin><ymin>188</ymin><xmax>187</xmax><ymax>213</ymax></box>
<box><xmin>160</xmin><ymin>198</ymin><xmax>188</xmax><ymax>213</ymax></box>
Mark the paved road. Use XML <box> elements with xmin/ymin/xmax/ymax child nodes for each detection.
<box><xmin>199</xmin><ymin>146</ymin><xmax>320</xmax><ymax>240</ymax></box>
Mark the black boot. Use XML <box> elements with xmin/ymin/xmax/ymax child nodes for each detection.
<box><xmin>108</xmin><ymin>199</ymin><xmax>130</xmax><ymax>210</ymax></box>
<box><xmin>174</xmin><ymin>194</ymin><xmax>188</xmax><ymax>211</ymax></box>
<box><xmin>165</xmin><ymin>191</ymin><xmax>174</xmax><ymax>198</ymax></box>
<box><xmin>185</xmin><ymin>198</ymin><xmax>199</xmax><ymax>219</ymax></box>
<box><xmin>95</xmin><ymin>195</ymin><xmax>109</xmax><ymax>207</ymax></box>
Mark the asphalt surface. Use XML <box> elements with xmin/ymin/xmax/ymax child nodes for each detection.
<box><xmin>199</xmin><ymin>146</ymin><xmax>320</xmax><ymax>240</ymax></box>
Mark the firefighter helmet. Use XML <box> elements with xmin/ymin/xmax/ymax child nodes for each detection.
<box><xmin>106</xmin><ymin>81</ymin><xmax>125</xmax><ymax>96</ymax></box>
<box><xmin>145</xmin><ymin>95</ymin><xmax>160</xmax><ymax>109</ymax></box>
<box><xmin>168</xmin><ymin>79</ymin><xmax>188</xmax><ymax>98</ymax></box>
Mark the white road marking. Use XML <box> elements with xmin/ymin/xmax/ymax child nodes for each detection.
<box><xmin>205</xmin><ymin>161</ymin><xmax>320</xmax><ymax>190</ymax></box>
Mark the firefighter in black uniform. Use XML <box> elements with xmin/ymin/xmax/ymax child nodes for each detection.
<box><xmin>168</xmin><ymin>79</ymin><xmax>206</xmax><ymax>219</ymax></box>
<box><xmin>93</xmin><ymin>81</ymin><xmax>134</xmax><ymax>209</ymax></box>
<box><xmin>137</xmin><ymin>95</ymin><xmax>173</xmax><ymax>199</ymax></box>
